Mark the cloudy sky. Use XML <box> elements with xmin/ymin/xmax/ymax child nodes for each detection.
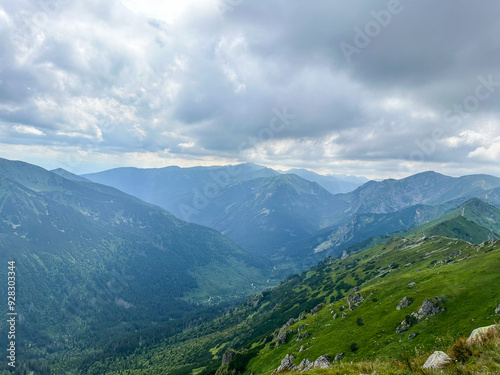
<box><xmin>1</xmin><ymin>0</ymin><xmax>499</xmax><ymax>179</ymax></box>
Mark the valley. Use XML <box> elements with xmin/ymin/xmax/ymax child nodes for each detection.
<box><xmin>1</xmin><ymin>157</ymin><xmax>499</xmax><ymax>374</ymax></box>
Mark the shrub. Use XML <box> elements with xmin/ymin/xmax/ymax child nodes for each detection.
<box><xmin>350</xmin><ymin>342</ymin><xmax>359</xmax><ymax>352</ymax></box>
<box><xmin>449</xmin><ymin>338</ymin><xmax>472</xmax><ymax>363</ymax></box>
<box><xmin>356</xmin><ymin>317</ymin><xmax>364</xmax><ymax>326</ymax></box>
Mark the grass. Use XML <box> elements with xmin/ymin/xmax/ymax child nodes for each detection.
<box><xmin>286</xmin><ymin>324</ymin><xmax>500</xmax><ymax>375</ymax></box>
<box><xmin>245</xmin><ymin>238</ymin><xmax>500</xmax><ymax>374</ymax></box>
<box><xmin>60</xmin><ymin>237</ymin><xmax>500</xmax><ymax>375</ymax></box>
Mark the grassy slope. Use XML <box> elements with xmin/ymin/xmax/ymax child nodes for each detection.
<box><xmin>345</xmin><ymin>198</ymin><xmax>500</xmax><ymax>255</ymax></box>
<box><xmin>82</xmin><ymin>235</ymin><xmax>500</xmax><ymax>375</ymax></box>
<box><xmin>245</xmin><ymin>238</ymin><xmax>500</xmax><ymax>375</ymax></box>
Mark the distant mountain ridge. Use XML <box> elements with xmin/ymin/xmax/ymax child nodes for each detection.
<box><xmin>278</xmin><ymin>168</ymin><xmax>368</xmax><ymax>194</ymax></box>
<box><xmin>83</xmin><ymin>165</ymin><xmax>500</xmax><ymax>276</ymax></box>
<box><xmin>340</xmin><ymin>171</ymin><xmax>500</xmax><ymax>215</ymax></box>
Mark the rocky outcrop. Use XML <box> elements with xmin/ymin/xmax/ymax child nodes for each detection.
<box><xmin>311</xmin><ymin>303</ymin><xmax>324</xmax><ymax>315</ymax></box>
<box><xmin>347</xmin><ymin>287</ymin><xmax>365</xmax><ymax>310</ymax></box>
<box><xmin>408</xmin><ymin>282</ymin><xmax>416</xmax><ymax>288</ymax></box>
<box><xmin>272</xmin><ymin>354</ymin><xmax>332</xmax><ymax>373</ymax></box>
<box><xmin>396</xmin><ymin>298</ymin><xmax>445</xmax><ymax>333</ymax></box>
<box><xmin>422</xmin><ymin>351</ymin><xmax>452</xmax><ymax>369</ymax></box>
<box><xmin>414</xmin><ymin>298</ymin><xmax>445</xmax><ymax>319</ymax></box>
<box><xmin>221</xmin><ymin>349</ymin><xmax>237</xmax><ymax>366</ymax></box>
<box><xmin>313</xmin><ymin>355</ymin><xmax>331</xmax><ymax>369</ymax></box>
<box><xmin>466</xmin><ymin>325</ymin><xmax>497</xmax><ymax>345</ymax></box>
<box><xmin>396</xmin><ymin>314</ymin><xmax>417</xmax><ymax>333</ymax></box>
<box><xmin>215</xmin><ymin>349</ymin><xmax>239</xmax><ymax>375</ymax></box>
<box><xmin>495</xmin><ymin>304</ymin><xmax>500</xmax><ymax>314</ymax></box>
<box><xmin>272</xmin><ymin>354</ymin><xmax>294</xmax><ymax>374</ymax></box>
<box><xmin>396</xmin><ymin>296</ymin><xmax>413</xmax><ymax>310</ymax></box>
<box><xmin>273</xmin><ymin>318</ymin><xmax>298</xmax><ymax>347</ymax></box>
<box><xmin>296</xmin><ymin>324</ymin><xmax>309</xmax><ymax>341</ymax></box>
<box><xmin>334</xmin><ymin>352</ymin><xmax>344</xmax><ymax>361</ymax></box>
<box><xmin>296</xmin><ymin>358</ymin><xmax>313</xmax><ymax>371</ymax></box>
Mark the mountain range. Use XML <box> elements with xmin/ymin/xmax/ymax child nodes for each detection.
<box><xmin>83</xmin><ymin>164</ymin><xmax>500</xmax><ymax>275</ymax></box>
<box><xmin>0</xmin><ymin>157</ymin><xmax>265</xmax><ymax>359</ymax></box>
<box><xmin>2</xmin><ymin>157</ymin><xmax>500</xmax><ymax>374</ymax></box>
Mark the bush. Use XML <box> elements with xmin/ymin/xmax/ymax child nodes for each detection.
<box><xmin>449</xmin><ymin>338</ymin><xmax>472</xmax><ymax>363</ymax></box>
<box><xmin>350</xmin><ymin>342</ymin><xmax>359</xmax><ymax>352</ymax></box>
<box><xmin>404</xmin><ymin>315</ymin><xmax>418</xmax><ymax>327</ymax></box>
<box><xmin>356</xmin><ymin>317</ymin><xmax>364</xmax><ymax>326</ymax></box>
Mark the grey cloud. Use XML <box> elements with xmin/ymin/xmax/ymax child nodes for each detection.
<box><xmin>0</xmin><ymin>0</ymin><xmax>499</xmax><ymax>177</ymax></box>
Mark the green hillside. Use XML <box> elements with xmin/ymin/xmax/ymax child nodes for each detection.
<box><xmin>0</xmin><ymin>158</ymin><xmax>265</xmax><ymax>369</ymax></box>
<box><xmin>75</xmin><ymin>230</ymin><xmax>500</xmax><ymax>374</ymax></box>
<box><xmin>345</xmin><ymin>198</ymin><xmax>500</xmax><ymax>256</ymax></box>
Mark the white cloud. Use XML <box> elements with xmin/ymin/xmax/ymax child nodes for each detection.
<box><xmin>13</xmin><ymin>125</ymin><xmax>45</xmax><ymax>136</ymax></box>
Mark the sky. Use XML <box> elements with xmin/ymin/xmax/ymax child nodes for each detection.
<box><xmin>0</xmin><ymin>0</ymin><xmax>500</xmax><ymax>179</ymax></box>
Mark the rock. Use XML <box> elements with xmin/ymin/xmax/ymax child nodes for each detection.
<box><xmin>341</xmin><ymin>249</ymin><xmax>349</xmax><ymax>259</ymax></box>
<box><xmin>273</xmin><ymin>318</ymin><xmax>298</xmax><ymax>346</ymax></box>
<box><xmin>414</xmin><ymin>298</ymin><xmax>444</xmax><ymax>319</ymax></box>
<box><xmin>334</xmin><ymin>353</ymin><xmax>344</xmax><ymax>361</ymax></box>
<box><xmin>341</xmin><ymin>312</ymin><xmax>347</xmax><ymax>318</ymax></box>
<box><xmin>396</xmin><ymin>296</ymin><xmax>413</xmax><ymax>310</ymax></box>
<box><xmin>466</xmin><ymin>325</ymin><xmax>497</xmax><ymax>345</ymax></box>
<box><xmin>272</xmin><ymin>354</ymin><xmax>294</xmax><ymax>374</ymax></box>
<box><xmin>286</xmin><ymin>318</ymin><xmax>297</xmax><ymax>326</ymax></box>
<box><xmin>296</xmin><ymin>325</ymin><xmax>310</xmax><ymax>341</ymax></box>
<box><xmin>275</xmin><ymin>330</ymin><xmax>291</xmax><ymax>346</ymax></box>
<box><xmin>396</xmin><ymin>314</ymin><xmax>418</xmax><ymax>333</ymax></box>
<box><xmin>408</xmin><ymin>332</ymin><xmax>417</xmax><ymax>340</ymax></box>
<box><xmin>313</xmin><ymin>355</ymin><xmax>331</xmax><ymax>369</ymax></box>
<box><xmin>221</xmin><ymin>349</ymin><xmax>237</xmax><ymax>366</ymax></box>
<box><xmin>495</xmin><ymin>304</ymin><xmax>500</xmax><ymax>314</ymax></box>
<box><xmin>296</xmin><ymin>358</ymin><xmax>313</xmax><ymax>371</ymax></box>
<box><xmin>332</xmin><ymin>312</ymin><xmax>338</xmax><ymax>320</ymax></box>
<box><xmin>347</xmin><ymin>290</ymin><xmax>365</xmax><ymax>310</ymax></box>
<box><xmin>396</xmin><ymin>324</ymin><xmax>409</xmax><ymax>333</ymax></box>
<box><xmin>422</xmin><ymin>351</ymin><xmax>452</xmax><ymax>369</ymax></box>
<box><xmin>408</xmin><ymin>282</ymin><xmax>416</xmax><ymax>288</ymax></box>
<box><xmin>311</xmin><ymin>303</ymin><xmax>324</xmax><ymax>315</ymax></box>
<box><xmin>298</xmin><ymin>345</ymin><xmax>305</xmax><ymax>353</ymax></box>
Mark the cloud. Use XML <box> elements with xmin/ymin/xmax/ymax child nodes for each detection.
<box><xmin>13</xmin><ymin>124</ymin><xmax>45</xmax><ymax>135</ymax></box>
<box><xmin>0</xmin><ymin>0</ymin><xmax>499</xmax><ymax>178</ymax></box>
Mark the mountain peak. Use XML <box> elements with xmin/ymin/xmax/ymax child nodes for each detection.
<box><xmin>51</xmin><ymin>168</ymin><xmax>91</xmax><ymax>182</ymax></box>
